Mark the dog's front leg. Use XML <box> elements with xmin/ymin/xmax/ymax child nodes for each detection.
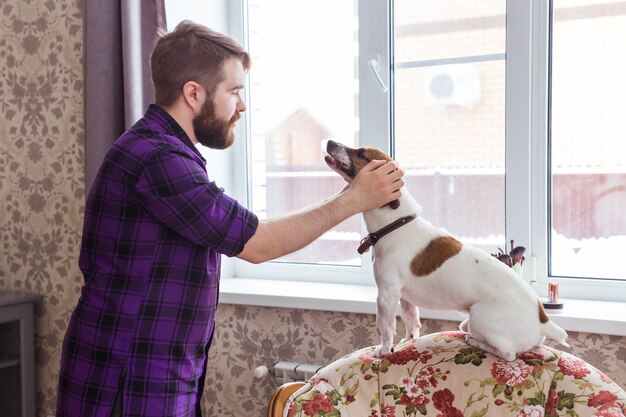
<box><xmin>374</xmin><ymin>290</ymin><xmax>399</xmax><ymax>358</ymax></box>
<box><xmin>399</xmin><ymin>299</ymin><xmax>421</xmax><ymax>344</ymax></box>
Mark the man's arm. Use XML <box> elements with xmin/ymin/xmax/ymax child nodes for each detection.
<box><xmin>237</xmin><ymin>159</ymin><xmax>404</xmax><ymax>264</ymax></box>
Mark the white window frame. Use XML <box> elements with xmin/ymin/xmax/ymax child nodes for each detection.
<box><xmin>169</xmin><ymin>0</ymin><xmax>626</xmax><ymax>303</ymax></box>
<box><xmin>527</xmin><ymin>0</ymin><xmax>626</xmax><ymax>302</ymax></box>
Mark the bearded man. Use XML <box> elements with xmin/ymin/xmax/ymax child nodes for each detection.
<box><xmin>56</xmin><ymin>21</ymin><xmax>404</xmax><ymax>417</ymax></box>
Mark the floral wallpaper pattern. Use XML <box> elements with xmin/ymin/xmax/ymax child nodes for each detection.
<box><xmin>0</xmin><ymin>1</ymin><xmax>84</xmax><ymax>416</ymax></box>
<box><xmin>0</xmin><ymin>1</ymin><xmax>623</xmax><ymax>417</ymax></box>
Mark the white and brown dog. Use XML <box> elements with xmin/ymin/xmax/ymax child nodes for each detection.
<box><xmin>325</xmin><ymin>140</ymin><xmax>569</xmax><ymax>361</ymax></box>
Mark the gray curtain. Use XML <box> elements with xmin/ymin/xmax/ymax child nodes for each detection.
<box><xmin>84</xmin><ymin>0</ymin><xmax>166</xmax><ymax>189</ymax></box>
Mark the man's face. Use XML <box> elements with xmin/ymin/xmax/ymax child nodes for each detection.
<box><xmin>193</xmin><ymin>58</ymin><xmax>246</xmax><ymax>149</ymax></box>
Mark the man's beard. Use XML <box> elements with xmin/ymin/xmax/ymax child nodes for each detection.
<box><xmin>192</xmin><ymin>99</ymin><xmax>240</xmax><ymax>149</ymax></box>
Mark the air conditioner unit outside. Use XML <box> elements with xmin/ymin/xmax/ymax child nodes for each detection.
<box><xmin>424</xmin><ymin>64</ymin><xmax>481</xmax><ymax>108</ymax></box>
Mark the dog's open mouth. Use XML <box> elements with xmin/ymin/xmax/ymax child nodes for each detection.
<box><xmin>325</xmin><ymin>154</ymin><xmax>352</xmax><ymax>173</ymax></box>
<box><xmin>325</xmin><ymin>140</ymin><xmax>355</xmax><ymax>178</ymax></box>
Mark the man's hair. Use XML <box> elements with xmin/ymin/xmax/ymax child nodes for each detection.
<box><xmin>151</xmin><ymin>20</ymin><xmax>251</xmax><ymax>107</ymax></box>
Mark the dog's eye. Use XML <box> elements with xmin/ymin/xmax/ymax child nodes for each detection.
<box><xmin>357</xmin><ymin>149</ymin><xmax>367</xmax><ymax>160</ymax></box>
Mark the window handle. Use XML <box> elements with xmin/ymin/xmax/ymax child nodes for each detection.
<box><xmin>368</xmin><ymin>58</ymin><xmax>389</xmax><ymax>92</ymax></box>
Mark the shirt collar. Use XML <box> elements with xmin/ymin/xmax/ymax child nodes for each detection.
<box><xmin>144</xmin><ymin>104</ymin><xmax>206</xmax><ymax>163</ymax></box>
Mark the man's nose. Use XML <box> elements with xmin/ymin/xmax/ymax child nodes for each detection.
<box><xmin>237</xmin><ymin>98</ymin><xmax>247</xmax><ymax>112</ymax></box>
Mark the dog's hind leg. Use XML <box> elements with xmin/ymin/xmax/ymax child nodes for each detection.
<box><xmin>374</xmin><ymin>290</ymin><xmax>400</xmax><ymax>358</ymax></box>
<box><xmin>464</xmin><ymin>334</ymin><xmax>514</xmax><ymax>361</ymax></box>
<box><xmin>464</xmin><ymin>304</ymin><xmax>518</xmax><ymax>361</ymax></box>
<box><xmin>399</xmin><ymin>299</ymin><xmax>421</xmax><ymax>344</ymax></box>
<box><xmin>465</xmin><ymin>330</ymin><xmax>517</xmax><ymax>362</ymax></box>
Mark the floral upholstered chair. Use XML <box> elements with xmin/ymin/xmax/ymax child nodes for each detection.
<box><xmin>276</xmin><ymin>331</ymin><xmax>625</xmax><ymax>417</ymax></box>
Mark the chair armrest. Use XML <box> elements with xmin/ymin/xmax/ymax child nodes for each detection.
<box><xmin>267</xmin><ymin>382</ymin><xmax>306</xmax><ymax>417</ymax></box>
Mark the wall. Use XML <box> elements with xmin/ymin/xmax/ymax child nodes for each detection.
<box><xmin>0</xmin><ymin>1</ymin><xmax>624</xmax><ymax>416</ymax></box>
<box><xmin>0</xmin><ymin>1</ymin><xmax>84</xmax><ymax>416</ymax></box>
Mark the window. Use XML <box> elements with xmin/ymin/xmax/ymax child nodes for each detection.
<box><xmin>393</xmin><ymin>0</ymin><xmax>506</xmax><ymax>255</ymax></box>
<box><xmin>549</xmin><ymin>0</ymin><xmax>626</xmax><ymax>281</ymax></box>
<box><xmin>165</xmin><ymin>1</ymin><xmax>626</xmax><ymax>302</ymax></box>
<box><xmin>245</xmin><ymin>0</ymin><xmax>360</xmax><ymax>266</ymax></box>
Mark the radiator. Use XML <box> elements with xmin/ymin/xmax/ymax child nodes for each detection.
<box><xmin>254</xmin><ymin>361</ymin><xmax>324</xmax><ymax>385</ymax></box>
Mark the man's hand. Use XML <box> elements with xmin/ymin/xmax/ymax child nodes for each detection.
<box><xmin>341</xmin><ymin>159</ymin><xmax>404</xmax><ymax>213</ymax></box>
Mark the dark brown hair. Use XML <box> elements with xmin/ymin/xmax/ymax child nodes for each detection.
<box><xmin>151</xmin><ymin>20</ymin><xmax>251</xmax><ymax>106</ymax></box>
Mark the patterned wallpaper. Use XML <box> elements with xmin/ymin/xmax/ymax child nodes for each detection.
<box><xmin>0</xmin><ymin>1</ymin><xmax>623</xmax><ymax>416</ymax></box>
<box><xmin>0</xmin><ymin>0</ymin><xmax>85</xmax><ymax>416</ymax></box>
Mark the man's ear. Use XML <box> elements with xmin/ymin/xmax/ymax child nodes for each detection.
<box><xmin>182</xmin><ymin>81</ymin><xmax>204</xmax><ymax>112</ymax></box>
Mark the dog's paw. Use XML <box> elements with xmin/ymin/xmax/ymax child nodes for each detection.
<box><xmin>373</xmin><ymin>344</ymin><xmax>394</xmax><ymax>358</ymax></box>
<box><xmin>465</xmin><ymin>334</ymin><xmax>517</xmax><ymax>361</ymax></box>
<box><xmin>399</xmin><ymin>333</ymin><xmax>419</xmax><ymax>345</ymax></box>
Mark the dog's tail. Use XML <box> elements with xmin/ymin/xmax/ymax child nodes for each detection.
<box><xmin>542</xmin><ymin>320</ymin><xmax>570</xmax><ymax>348</ymax></box>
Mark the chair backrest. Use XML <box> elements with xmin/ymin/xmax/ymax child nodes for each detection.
<box><xmin>267</xmin><ymin>382</ymin><xmax>306</xmax><ymax>417</ymax></box>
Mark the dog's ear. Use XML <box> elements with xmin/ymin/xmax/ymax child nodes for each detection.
<box><xmin>388</xmin><ymin>199</ymin><xmax>400</xmax><ymax>209</ymax></box>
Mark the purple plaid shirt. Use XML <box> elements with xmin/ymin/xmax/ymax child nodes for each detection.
<box><xmin>57</xmin><ymin>104</ymin><xmax>258</xmax><ymax>417</ymax></box>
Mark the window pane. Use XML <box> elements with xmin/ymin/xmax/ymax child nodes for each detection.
<box><xmin>393</xmin><ymin>1</ymin><xmax>506</xmax><ymax>254</ymax></box>
<box><xmin>246</xmin><ymin>0</ymin><xmax>360</xmax><ymax>264</ymax></box>
<box><xmin>550</xmin><ymin>0</ymin><xmax>626</xmax><ymax>280</ymax></box>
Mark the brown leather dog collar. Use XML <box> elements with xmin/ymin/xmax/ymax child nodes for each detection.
<box><xmin>357</xmin><ymin>214</ymin><xmax>417</xmax><ymax>254</ymax></box>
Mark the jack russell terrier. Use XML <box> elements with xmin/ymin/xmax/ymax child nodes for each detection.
<box><xmin>325</xmin><ymin>140</ymin><xmax>569</xmax><ymax>361</ymax></box>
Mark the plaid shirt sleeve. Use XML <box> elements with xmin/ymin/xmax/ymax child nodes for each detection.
<box><xmin>135</xmin><ymin>145</ymin><xmax>258</xmax><ymax>257</ymax></box>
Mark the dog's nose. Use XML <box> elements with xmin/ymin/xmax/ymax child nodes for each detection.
<box><xmin>326</xmin><ymin>139</ymin><xmax>340</xmax><ymax>152</ymax></box>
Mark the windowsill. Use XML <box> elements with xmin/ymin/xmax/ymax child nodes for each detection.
<box><xmin>220</xmin><ymin>278</ymin><xmax>626</xmax><ymax>337</ymax></box>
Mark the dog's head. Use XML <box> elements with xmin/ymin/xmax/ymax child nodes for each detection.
<box><xmin>325</xmin><ymin>140</ymin><xmax>400</xmax><ymax>209</ymax></box>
